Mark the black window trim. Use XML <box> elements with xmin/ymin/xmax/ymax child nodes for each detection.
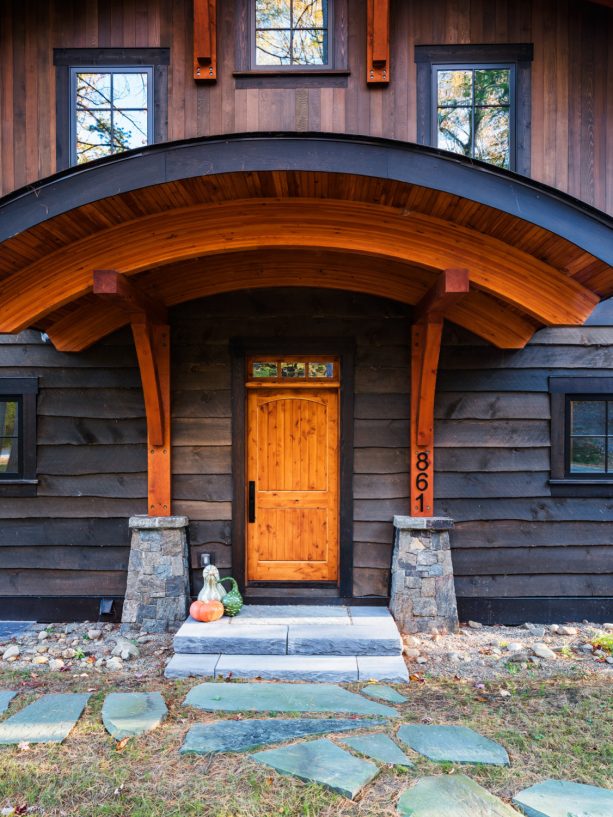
<box><xmin>54</xmin><ymin>48</ymin><xmax>170</xmax><ymax>172</ymax></box>
<box><xmin>550</xmin><ymin>376</ymin><xmax>613</xmax><ymax>497</ymax></box>
<box><xmin>415</xmin><ymin>43</ymin><xmax>533</xmax><ymax>176</ymax></box>
<box><xmin>251</xmin><ymin>0</ymin><xmax>332</xmax><ymax>70</ymax></box>
<box><xmin>234</xmin><ymin>0</ymin><xmax>349</xmax><ymax>87</ymax></box>
<box><xmin>430</xmin><ymin>61</ymin><xmax>516</xmax><ymax>170</ymax></box>
<box><xmin>0</xmin><ymin>377</ymin><xmax>38</xmax><ymax>497</ymax></box>
<box><xmin>68</xmin><ymin>65</ymin><xmax>155</xmax><ymax>168</ymax></box>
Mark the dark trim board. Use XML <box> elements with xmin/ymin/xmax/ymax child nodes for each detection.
<box><xmin>0</xmin><ymin>596</ymin><xmax>124</xmax><ymax>623</ymax></box>
<box><xmin>457</xmin><ymin>596</ymin><xmax>613</xmax><ymax>625</ymax></box>
<box><xmin>230</xmin><ymin>337</ymin><xmax>355</xmax><ymax>598</ymax></box>
<box><xmin>1</xmin><ymin>133</ymin><xmax>611</xmax><ymax>263</ymax></box>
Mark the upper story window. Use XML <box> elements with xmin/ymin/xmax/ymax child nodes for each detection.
<box><xmin>254</xmin><ymin>0</ymin><xmax>330</xmax><ymax>67</ymax></box>
<box><xmin>415</xmin><ymin>44</ymin><xmax>533</xmax><ymax>175</ymax></box>
<box><xmin>54</xmin><ymin>49</ymin><xmax>169</xmax><ymax>170</ymax></box>
<box><xmin>72</xmin><ymin>68</ymin><xmax>153</xmax><ymax>165</ymax></box>
<box><xmin>434</xmin><ymin>65</ymin><xmax>512</xmax><ymax>169</ymax></box>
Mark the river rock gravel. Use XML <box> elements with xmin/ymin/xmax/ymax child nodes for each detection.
<box><xmin>0</xmin><ymin>618</ymin><xmax>611</xmax><ymax>680</ymax></box>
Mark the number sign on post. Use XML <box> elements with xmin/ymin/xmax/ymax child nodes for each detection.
<box><xmin>411</xmin><ymin>270</ymin><xmax>470</xmax><ymax>516</ymax></box>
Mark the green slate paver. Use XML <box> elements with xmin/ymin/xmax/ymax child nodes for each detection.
<box><xmin>102</xmin><ymin>692</ymin><xmax>168</xmax><ymax>740</ymax></box>
<box><xmin>397</xmin><ymin>724</ymin><xmax>509</xmax><ymax>765</ymax></box>
<box><xmin>0</xmin><ymin>693</ymin><xmax>90</xmax><ymax>744</ymax></box>
<box><xmin>513</xmin><ymin>780</ymin><xmax>613</xmax><ymax>817</ymax></box>
<box><xmin>180</xmin><ymin>717</ymin><xmax>387</xmax><ymax>754</ymax></box>
<box><xmin>0</xmin><ymin>691</ymin><xmax>17</xmax><ymax>714</ymax></box>
<box><xmin>184</xmin><ymin>682</ymin><xmax>398</xmax><ymax>717</ymax></box>
<box><xmin>341</xmin><ymin>733</ymin><xmax>414</xmax><ymax>766</ymax></box>
<box><xmin>398</xmin><ymin>774</ymin><xmax>521</xmax><ymax>816</ymax></box>
<box><xmin>254</xmin><ymin>737</ymin><xmax>379</xmax><ymax>799</ymax></box>
<box><xmin>361</xmin><ymin>684</ymin><xmax>407</xmax><ymax>704</ymax></box>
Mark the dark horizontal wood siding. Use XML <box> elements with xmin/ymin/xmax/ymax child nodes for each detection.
<box><xmin>0</xmin><ymin>329</ymin><xmax>145</xmax><ymax>609</ymax></box>
<box><xmin>170</xmin><ymin>289</ymin><xmax>411</xmax><ymax>598</ymax></box>
<box><xmin>0</xmin><ymin>290</ymin><xmax>612</xmax><ymax>615</ymax></box>
<box><xmin>0</xmin><ymin>0</ymin><xmax>612</xmax><ymax>216</ymax></box>
<box><xmin>437</xmin><ymin>324</ymin><xmax>613</xmax><ymax>606</ymax></box>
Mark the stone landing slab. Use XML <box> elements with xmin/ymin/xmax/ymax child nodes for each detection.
<box><xmin>167</xmin><ymin>605</ymin><xmax>408</xmax><ymax>682</ymax></box>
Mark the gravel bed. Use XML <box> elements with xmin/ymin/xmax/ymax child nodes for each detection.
<box><xmin>402</xmin><ymin>620</ymin><xmax>613</xmax><ymax>680</ymax></box>
<box><xmin>0</xmin><ymin>619</ymin><xmax>612</xmax><ymax>681</ymax></box>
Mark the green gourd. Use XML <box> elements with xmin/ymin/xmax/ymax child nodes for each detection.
<box><xmin>218</xmin><ymin>576</ymin><xmax>243</xmax><ymax>616</ymax></box>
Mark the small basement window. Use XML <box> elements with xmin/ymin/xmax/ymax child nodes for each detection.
<box><xmin>550</xmin><ymin>377</ymin><xmax>613</xmax><ymax>496</ymax></box>
<box><xmin>0</xmin><ymin>378</ymin><xmax>38</xmax><ymax>496</ymax></box>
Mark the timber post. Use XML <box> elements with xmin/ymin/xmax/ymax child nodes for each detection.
<box><xmin>93</xmin><ymin>270</ymin><xmax>172</xmax><ymax>517</ymax></box>
<box><xmin>410</xmin><ymin>269</ymin><xmax>470</xmax><ymax>516</ymax></box>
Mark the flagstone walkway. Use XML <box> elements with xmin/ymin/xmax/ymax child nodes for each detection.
<box><xmin>1</xmin><ymin>681</ymin><xmax>612</xmax><ymax>814</ymax></box>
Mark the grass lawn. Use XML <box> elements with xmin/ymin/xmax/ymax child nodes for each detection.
<box><xmin>0</xmin><ymin>670</ymin><xmax>611</xmax><ymax>816</ymax></box>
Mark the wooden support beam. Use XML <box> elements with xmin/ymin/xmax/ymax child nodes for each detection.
<box><xmin>93</xmin><ymin>269</ymin><xmax>168</xmax><ymax>325</ymax></box>
<box><xmin>93</xmin><ymin>270</ymin><xmax>171</xmax><ymax>516</ymax></box>
<box><xmin>410</xmin><ymin>269</ymin><xmax>470</xmax><ymax>516</ymax></box>
<box><xmin>367</xmin><ymin>0</ymin><xmax>390</xmax><ymax>84</ymax></box>
<box><xmin>414</xmin><ymin>268</ymin><xmax>470</xmax><ymax>324</ymax></box>
<box><xmin>193</xmin><ymin>0</ymin><xmax>217</xmax><ymax>82</ymax></box>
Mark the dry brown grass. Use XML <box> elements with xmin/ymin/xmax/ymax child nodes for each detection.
<box><xmin>0</xmin><ymin>669</ymin><xmax>611</xmax><ymax>816</ymax></box>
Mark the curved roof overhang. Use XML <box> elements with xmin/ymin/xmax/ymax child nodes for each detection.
<box><xmin>0</xmin><ymin>133</ymin><xmax>611</xmax><ymax>351</ymax></box>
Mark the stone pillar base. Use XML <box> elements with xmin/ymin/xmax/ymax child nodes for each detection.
<box><xmin>389</xmin><ymin>516</ymin><xmax>459</xmax><ymax>634</ymax></box>
<box><xmin>121</xmin><ymin>515</ymin><xmax>190</xmax><ymax>633</ymax></box>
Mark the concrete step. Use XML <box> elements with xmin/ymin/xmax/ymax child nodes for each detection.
<box><xmin>164</xmin><ymin>653</ymin><xmax>409</xmax><ymax>682</ymax></box>
<box><xmin>173</xmin><ymin>606</ymin><xmax>403</xmax><ymax>657</ymax></box>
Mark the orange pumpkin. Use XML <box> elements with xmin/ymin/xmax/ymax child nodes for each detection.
<box><xmin>190</xmin><ymin>599</ymin><xmax>224</xmax><ymax>623</ymax></box>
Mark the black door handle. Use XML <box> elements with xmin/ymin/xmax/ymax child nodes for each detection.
<box><xmin>248</xmin><ymin>481</ymin><xmax>256</xmax><ymax>523</ymax></box>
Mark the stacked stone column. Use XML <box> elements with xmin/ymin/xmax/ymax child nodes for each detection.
<box><xmin>121</xmin><ymin>515</ymin><xmax>190</xmax><ymax>633</ymax></box>
<box><xmin>389</xmin><ymin>516</ymin><xmax>459</xmax><ymax>634</ymax></box>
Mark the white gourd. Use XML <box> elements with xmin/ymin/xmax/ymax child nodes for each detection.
<box><xmin>197</xmin><ymin>564</ymin><xmax>227</xmax><ymax>602</ymax></box>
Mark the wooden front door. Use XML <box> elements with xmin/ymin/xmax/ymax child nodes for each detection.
<box><xmin>246</xmin><ymin>386</ymin><xmax>340</xmax><ymax>582</ymax></box>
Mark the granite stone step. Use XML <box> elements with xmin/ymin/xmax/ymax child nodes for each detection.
<box><xmin>287</xmin><ymin>624</ymin><xmax>402</xmax><ymax>656</ymax></box>
<box><xmin>174</xmin><ymin>618</ymin><xmax>287</xmax><ymax>655</ymax></box>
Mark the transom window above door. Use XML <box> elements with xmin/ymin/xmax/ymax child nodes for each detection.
<box><xmin>71</xmin><ymin>67</ymin><xmax>153</xmax><ymax>165</ymax></box>
<box><xmin>253</xmin><ymin>0</ymin><xmax>330</xmax><ymax>66</ymax></box>
<box><xmin>248</xmin><ymin>356</ymin><xmax>339</xmax><ymax>383</ymax></box>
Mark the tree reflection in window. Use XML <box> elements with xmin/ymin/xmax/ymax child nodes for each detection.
<box><xmin>0</xmin><ymin>399</ymin><xmax>20</xmax><ymax>476</ymax></box>
<box><xmin>436</xmin><ymin>67</ymin><xmax>511</xmax><ymax>168</ymax></box>
<box><xmin>255</xmin><ymin>0</ymin><xmax>328</xmax><ymax>66</ymax></box>
<box><xmin>74</xmin><ymin>70</ymin><xmax>151</xmax><ymax>164</ymax></box>
<box><xmin>569</xmin><ymin>399</ymin><xmax>613</xmax><ymax>474</ymax></box>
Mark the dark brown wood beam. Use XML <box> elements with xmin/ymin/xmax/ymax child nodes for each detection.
<box><xmin>193</xmin><ymin>0</ymin><xmax>217</xmax><ymax>82</ymax></box>
<box><xmin>93</xmin><ymin>269</ymin><xmax>168</xmax><ymax>325</ymax></box>
<box><xmin>410</xmin><ymin>268</ymin><xmax>470</xmax><ymax>516</ymax></box>
<box><xmin>414</xmin><ymin>267</ymin><xmax>470</xmax><ymax>324</ymax></box>
<box><xmin>367</xmin><ymin>0</ymin><xmax>390</xmax><ymax>84</ymax></box>
<box><xmin>93</xmin><ymin>270</ymin><xmax>171</xmax><ymax>515</ymax></box>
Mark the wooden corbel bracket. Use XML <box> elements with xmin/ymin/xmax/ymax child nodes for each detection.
<box><xmin>193</xmin><ymin>0</ymin><xmax>217</xmax><ymax>82</ymax></box>
<box><xmin>367</xmin><ymin>0</ymin><xmax>390</xmax><ymax>84</ymax></box>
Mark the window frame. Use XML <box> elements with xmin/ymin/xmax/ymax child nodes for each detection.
<box><xmin>69</xmin><ymin>66</ymin><xmax>154</xmax><ymax>168</ymax></box>
<box><xmin>0</xmin><ymin>377</ymin><xmax>38</xmax><ymax>497</ymax></box>
<box><xmin>431</xmin><ymin>61</ymin><xmax>516</xmax><ymax>170</ymax></box>
<box><xmin>550</xmin><ymin>376</ymin><xmax>613</xmax><ymax>497</ymax></box>
<box><xmin>54</xmin><ymin>48</ymin><xmax>169</xmax><ymax>171</ymax></box>
<box><xmin>235</xmin><ymin>0</ymin><xmax>349</xmax><ymax>87</ymax></box>
<box><xmin>250</xmin><ymin>0</ymin><xmax>332</xmax><ymax>70</ymax></box>
<box><xmin>415</xmin><ymin>44</ymin><xmax>533</xmax><ymax>176</ymax></box>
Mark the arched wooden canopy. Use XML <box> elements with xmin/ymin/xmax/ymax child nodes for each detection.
<box><xmin>0</xmin><ymin>133</ymin><xmax>611</xmax><ymax>352</ymax></box>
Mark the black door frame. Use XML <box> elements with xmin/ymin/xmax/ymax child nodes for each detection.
<box><xmin>230</xmin><ymin>337</ymin><xmax>355</xmax><ymax>598</ymax></box>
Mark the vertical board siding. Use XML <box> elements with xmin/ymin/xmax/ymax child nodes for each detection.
<box><xmin>0</xmin><ymin>0</ymin><xmax>611</xmax><ymax>215</ymax></box>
